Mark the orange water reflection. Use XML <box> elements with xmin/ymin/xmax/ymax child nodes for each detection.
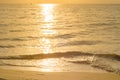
<box><xmin>41</xmin><ymin>38</ymin><xmax>52</xmax><ymax>54</ymax></box>
<box><xmin>37</xmin><ymin>4</ymin><xmax>59</xmax><ymax>72</ymax></box>
<box><xmin>38</xmin><ymin>59</ymin><xmax>58</xmax><ymax>72</ymax></box>
<box><xmin>39</xmin><ymin>4</ymin><xmax>57</xmax><ymax>54</ymax></box>
<box><xmin>41</xmin><ymin>4</ymin><xmax>55</xmax><ymax>23</ymax></box>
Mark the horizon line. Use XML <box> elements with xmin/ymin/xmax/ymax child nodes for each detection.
<box><xmin>0</xmin><ymin>3</ymin><xmax>120</xmax><ymax>5</ymax></box>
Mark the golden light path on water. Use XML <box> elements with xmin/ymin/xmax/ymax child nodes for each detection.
<box><xmin>40</xmin><ymin>4</ymin><xmax>56</xmax><ymax>54</ymax></box>
<box><xmin>38</xmin><ymin>4</ymin><xmax>58</xmax><ymax>72</ymax></box>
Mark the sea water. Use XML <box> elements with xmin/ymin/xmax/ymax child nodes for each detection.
<box><xmin>0</xmin><ymin>4</ymin><xmax>120</xmax><ymax>74</ymax></box>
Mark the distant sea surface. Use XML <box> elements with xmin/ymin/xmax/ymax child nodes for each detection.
<box><xmin>0</xmin><ymin>4</ymin><xmax>120</xmax><ymax>74</ymax></box>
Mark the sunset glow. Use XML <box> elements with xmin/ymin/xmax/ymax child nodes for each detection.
<box><xmin>0</xmin><ymin>0</ymin><xmax>120</xmax><ymax>4</ymax></box>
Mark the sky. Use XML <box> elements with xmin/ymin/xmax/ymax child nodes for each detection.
<box><xmin>0</xmin><ymin>0</ymin><xmax>120</xmax><ymax>4</ymax></box>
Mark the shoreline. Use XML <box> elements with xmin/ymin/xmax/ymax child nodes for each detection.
<box><xmin>0</xmin><ymin>68</ymin><xmax>119</xmax><ymax>80</ymax></box>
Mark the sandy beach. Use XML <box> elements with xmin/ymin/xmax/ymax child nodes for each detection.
<box><xmin>0</xmin><ymin>68</ymin><xmax>119</xmax><ymax>80</ymax></box>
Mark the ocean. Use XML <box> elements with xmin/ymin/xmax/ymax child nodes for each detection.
<box><xmin>0</xmin><ymin>4</ymin><xmax>120</xmax><ymax>74</ymax></box>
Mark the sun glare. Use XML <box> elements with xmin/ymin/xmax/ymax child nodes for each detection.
<box><xmin>41</xmin><ymin>38</ymin><xmax>52</xmax><ymax>54</ymax></box>
<box><xmin>41</xmin><ymin>4</ymin><xmax>56</xmax><ymax>22</ymax></box>
<box><xmin>39</xmin><ymin>59</ymin><xmax>58</xmax><ymax>72</ymax></box>
<box><xmin>39</xmin><ymin>4</ymin><xmax>57</xmax><ymax>54</ymax></box>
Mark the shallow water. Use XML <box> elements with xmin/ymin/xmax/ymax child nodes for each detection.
<box><xmin>0</xmin><ymin>4</ymin><xmax>120</xmax><ymax>74</ymax></box>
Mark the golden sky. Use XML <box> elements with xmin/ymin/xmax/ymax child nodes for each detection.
<box><xmin>0</xmin><ymin>0</ymin><xmax>120</xmax><ymax>4</ymax></box>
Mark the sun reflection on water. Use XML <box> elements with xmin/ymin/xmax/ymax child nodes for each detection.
<box><xmin>39</xmin><ymin>4</ymin><xmax>57</xmax><ymax>54</ymax></box>
<box><xmin>41</xmin><ymin>38</ymin><xmax>52</xmax><ymax>54</ymax></box>
<box><xmin>38</xmin><ymin>59</ymin><xmax>58</xmax><ymax>72</ymax></box>
<box><xmin>37</xmin><ymin>4</ymin><xmax>59</xmax><ymax>72</ymax></box>
<box><xmin>41</xmin><ymin>4</ymin><xmax>55</xmax><ymax>22</ymax></box>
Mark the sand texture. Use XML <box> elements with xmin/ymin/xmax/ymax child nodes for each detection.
<box><xmin>0</xmin><ymin>69</ymin><xmax>120</xmax><ymax>80</ymax></box>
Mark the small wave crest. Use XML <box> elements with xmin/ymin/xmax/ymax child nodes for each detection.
<box><xmin>55</xmin><ymin>34</ymin><xmax>76</xmax><ymax>39</ymax></box>
<box><xmin>0</xmin><ymin>45</ymin><xmax>15</xmax><ymax>48</ymax></box>
<box><xmin>68</xmin><ymin>59</ymin><xmax>120</xmax><ymax>75</ymax></box>
<box><xmin>91</xmin><ymin>63</ymin><xmax>120</xmax><ymax>75</ymax></box>
<box><xmin>9</xmin><ymin>30</ymin><xmax>34</xmax><ymax>32</ymax></box>
<box><xmin>0</xmin><ymin>51</ymin><xmax>119</xmax><ymax>74</ymax></box>
<box><xmin>56</xmin><ymin>40</ymin><xmax>103</xmax><ymax>47</ymax></box>
<box><xmin>89</xmin><ymin>22</ymin><xmax>120</xmax><ymax>26</ymax></box>
<box><xmin>0</xmin><ymin>62</ymin><xmax>39</xmax><ymax>68</ymax></box>
<box><xmin>0</xmin><ymin>51</ymin><xmax>119</xmax><ymax>61</ymax></box>
<box><xmin>0</xmin><ymin>36</ymin><xmax>40</xmax><ymax>41</ymax></box>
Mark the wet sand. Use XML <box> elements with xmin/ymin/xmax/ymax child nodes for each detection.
<box><xmin>0</xmin><ymin>68</ymin><xmax>119</xmax><ymax>80</ymax></box>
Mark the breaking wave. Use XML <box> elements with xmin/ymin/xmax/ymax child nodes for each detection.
<box><xmin>0</xmin><ymin>51</ymin><xmax>120</xmax><ymax>74</ymax></box>
<box><xmin>0</xmin><ymin>51</ymin><xmax>119</xmax><ymax>60</ymax></box>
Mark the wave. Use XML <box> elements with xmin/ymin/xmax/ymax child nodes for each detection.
<box><xmin>89</xmin><ymin>22</ymin><xmax>120</xmax><ymax>26</ymax></box>
<box><xmin>91</xmin><ymin>64</ymin><xmax>120</xmax><ymax>75</ymax></box>
<box><xmin>68</xmin><ymin>60</ymin><xmax>120</xmax><ymax>75</ymax></box>
<box><xmin>68</xmin><ymin>40</ymin><xmax>102</xmax><ymax>45</ymax></box>
<box><xmin>0</xmin><ymin>33</ymin><xmax>75</xmax><ymax>42</ymax></box>
<box><xmin>9</xmin><ymin>30</ymin><xmax>34</xmax><ymax>32</ymax></box>
<box><xmin>0</xmin><ymin>32</ymin><xmax>102</xmax><ymax>46</ymax></box>
<box><xmin>0</xmin><ymin>51</ymin><xmax>119</xmax><ymax>74</ymax></box>
<box><xmin>0</xmin><ymin>45</ymin><xmax>15</xmax><ymax>48</ymax></box>
<box><xmin>56</xmin><ymin>40</ymin><xmax>102</xmax><ymax>47</ymax></box>
<box><xmin>0</xmin><ymin>62</ymin><xmax>39</xmax><ymax>68</ymax></box>
<box><xmin>0</xmin><ymin>36</ymin><xmax>40</xmax><ymax>41</ymax></box>
<box><xmin>0</xmin><ymin>51</ymin><xmax>119</xmax><ymax>61</ymax></box>
<box><xmin>55</xmin><ymin>34</ymin><xmax>76</xmax><ymax>39</ymax></box>
<box><xmin>0</xmin><ymin>23</ymin><xmax>39</xmax><ymax>27</ymax></box>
